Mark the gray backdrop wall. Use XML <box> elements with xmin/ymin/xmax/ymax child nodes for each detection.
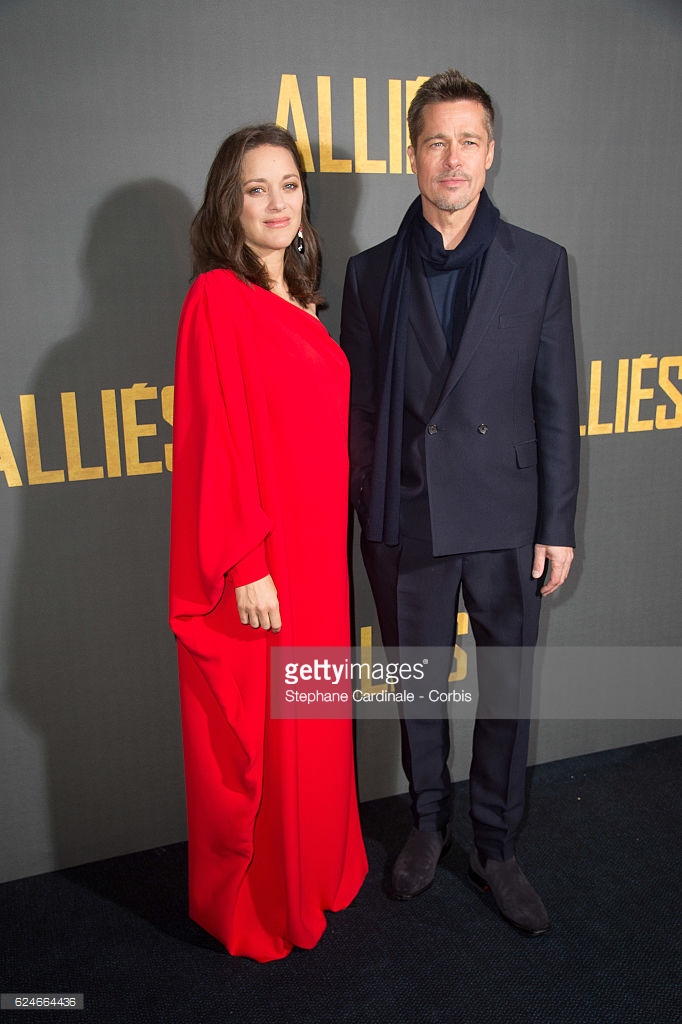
<box><xmin>1</xmin><ymin>0</ymin><xmax>680</xmax><ymax>883</ymax></box>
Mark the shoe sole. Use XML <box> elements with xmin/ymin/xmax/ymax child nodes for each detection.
<box><xmin>467</xmin><ymin>866</ymin><xmax>551</xmax><ymax>937</ymax></box>
<box><xmin>388</xmin><ymin>838</ymin><xmax>453</xmax><ymax>900</ymax></box>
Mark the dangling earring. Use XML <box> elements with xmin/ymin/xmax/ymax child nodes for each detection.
<box><xmin>296</xmin><ymin>228</ymin><xmax>304</xmax><ymax>255</ymax></box>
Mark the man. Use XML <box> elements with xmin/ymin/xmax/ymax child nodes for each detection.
<box><xmin>340</xmin><ymin>69</ymin><xmax>579</xmax><ymax>935</ymax></box>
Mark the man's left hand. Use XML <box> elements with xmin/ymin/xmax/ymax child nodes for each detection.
<box><xmin>532</xmin><ymin>544</ymin><xmax>574</xmax><ymax>596</ymax></box>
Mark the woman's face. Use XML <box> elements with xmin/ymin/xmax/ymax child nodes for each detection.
<box><xmin>239</xmin><ymin>145</ymin><xmax>303</xmax><ymax>262</ymax></box>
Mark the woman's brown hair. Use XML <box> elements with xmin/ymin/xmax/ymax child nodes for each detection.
<box><xmin>190</xmin><ymin>124</ymin><xmax>323</xmax><ymax>307</ymax></box>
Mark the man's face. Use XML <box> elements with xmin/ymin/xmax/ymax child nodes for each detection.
<box><xmin>408</xmin><ymin>100</ymin><xmax>494</xmax><ymax>216</ymax></box>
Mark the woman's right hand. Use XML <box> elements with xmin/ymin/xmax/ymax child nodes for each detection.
<box><xmin>234</xmin><ymin>575</ymin><xmax>281</xmax><ymax>632</ymax></box>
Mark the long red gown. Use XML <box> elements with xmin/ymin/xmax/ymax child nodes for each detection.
<box><xmin>169</xmin><ymin>269</ymin><xmax>367</xmax><ymax>962</ymax></box>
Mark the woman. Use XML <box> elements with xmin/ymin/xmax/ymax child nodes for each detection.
<box><xmin>169</xmin><ymin>125</ymin><xmax>367</xmax><ymax>962</ymax></box>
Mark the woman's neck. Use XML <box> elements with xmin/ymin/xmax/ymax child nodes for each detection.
<box><xmin>259</xmin><ymin>249</ymin><xmax>314</xmax><ymax>315</ymax></box>
<box><xmin>260</xmin><ymin>250</ymin><xmax>286</xmax><ymax>291</ymax></box>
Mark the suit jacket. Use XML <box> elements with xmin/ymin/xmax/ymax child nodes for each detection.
<box><xmin>340</xmin><ymin>218</ymin><xmax>580</xmax><ymax>555</ymax></box>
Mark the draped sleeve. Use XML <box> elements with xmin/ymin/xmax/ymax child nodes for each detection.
<box><xmin>169</xmin><ymin>273</ymin><xmax>271</xmax><ymax>681</ymax></box>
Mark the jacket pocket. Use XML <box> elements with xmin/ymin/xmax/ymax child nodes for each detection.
<box><xmin>514</xmin><ymin>439</ymin><xmax>537</xmax><ymax>468</ymax></box>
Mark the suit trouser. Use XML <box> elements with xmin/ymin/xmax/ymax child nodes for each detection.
<box><xmin>361</xmin><ymin>535</ymin><xmax>543</xmax><ymax>861</ymax></box>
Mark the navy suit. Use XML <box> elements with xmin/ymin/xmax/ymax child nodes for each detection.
<box><xmin>341</xmin><ymin>217</ymin><xmax>580</xmax><ymax>857</ymax></box>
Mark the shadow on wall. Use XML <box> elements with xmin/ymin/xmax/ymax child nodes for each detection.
<box><xmin>306</xmin><ymin>147</ymin><xmax>361</xmax><ymax>342</ymax></box>
<box><xmin>6</xmin><ymin>180</ymin><xmax>195</xmax><ymax>874</ymax></box>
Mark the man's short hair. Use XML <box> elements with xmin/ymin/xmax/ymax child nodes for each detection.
<box><xmin>407</xmin><ymin>69</ymin><xmax>495</xmax><ymax>147</ymax></box>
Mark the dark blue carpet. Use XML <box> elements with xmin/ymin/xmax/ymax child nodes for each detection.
<box><xmin>1</xmin><ymin>736</ymin><xmax>680</xmax><ymax>1023</ymax></box>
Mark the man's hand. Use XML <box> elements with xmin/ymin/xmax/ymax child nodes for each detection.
<box><xmin>234</xmin><ymin>575</ymin><xmax>282</xmax><ymax>631</ymax></box>
<box><xmin>532</xmin><ymin>545</ymin><xmax>574</xmax><ymax>596</ymax></box>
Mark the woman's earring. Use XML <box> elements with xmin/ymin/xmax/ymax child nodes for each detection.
<box><xmin>296</xmin><ymin>228</ymin><xmax>304</xmax><ymax>255</ymax></box>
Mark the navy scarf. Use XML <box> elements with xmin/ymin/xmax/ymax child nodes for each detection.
<box><xmin>365</xmin><ymin>189</ymin><xmax>500</xmax><ymax>545</ymax></box>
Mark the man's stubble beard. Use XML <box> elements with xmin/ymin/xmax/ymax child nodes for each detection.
<box><xmin>431</xmin><ymin>194</ymin><xmax>473</xmax><ymax>213</ymax></box>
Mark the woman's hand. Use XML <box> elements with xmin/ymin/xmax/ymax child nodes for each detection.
<box><xmin>234</xmin><ymin>575</ymin><xmax>281</xmax><ymax>632</ymax></box>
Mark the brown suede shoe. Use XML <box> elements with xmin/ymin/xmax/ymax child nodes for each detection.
<box><xmin>389</xmin><ymin>826</ymin><xmax>452</xmax><ymax>900</ymax></box>
<box><xmin>468</xmin><ymin>849</ymin><xmax>550</xmax><ymax>935</ymax></box>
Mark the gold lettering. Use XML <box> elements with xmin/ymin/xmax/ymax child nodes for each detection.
<box><xmin>161</xmin><ymin>385</ymin><xmax>174</xmax><ymax>471</ymax></box>
<box><xmin>628</xmin><ymin>354</ymin><xmax>657</xmax><ymax>432</ymax></box>
<box><xmin>61</xmin><ymin>392</ymin><xmax>104</xmax><ymax>481</ymax></box>
<box><xmin>101</xmin><ymin>389</ymin><xmax>122</xmax><ymax>477</ymax></box>
<box><xmin>404</xmin><ymin>77</ymin><xmax>429</xmax><ymax>173</ymax></box>
<box><xmin>359</xmin><ymin>624</ymin><xmax>378</xmax><ymax>694</ymax></box>
<box><xmin>353</xmin><ymin>78</ymin><xmax>386</xmax><ymax>174</ymax></box>
<box><xmin>317</xmin><ymin>77</ymin><xmax>352</xmax><ymax>173</ymax></box>
<box><xmin>449</xmin><ymin>646</ymin><xmax>468</xmax><ymax>683</ymax></box>
<box><xmin>449</xmin><ymin>612</ymin><xmax>470</xmax><ymax>683</ymax></box>
<box><xmin>614</xmin><ymin>358</ymin><xmax>629</xmax><ymax>433</ymax></box>
<box><xmin>405</xmin><ymin>77</ymin><xmax>429</xmax><ymax>114</ymax></box>
<box><xmin>19</xmin><ymin>395</ymin><xmax>65</xmax><ymax>485</ymax></box>
<box><xmin>388</xmin><ymin>79</ymin><xmax>403</xmax><ymax>174</ymax></box>
<box><xmin>587</xmin><ymin>361</ymin><xmax>613</xmax><ymax>435</ymax></box>
<box><xmin>275</xmin><ymin>74</ymin><xmax>315</xmax><ymax>172</ymax></box>
<box><xmin>276</xmin><ymin>74</ymin><xmax>430</xmax><ymax>175</ymax></box>
<box><xmin>656</xmin><ymin>356</ymin><xmax>682</xmax><ymax>429</ymax></box>
<box><xmin>0</xmin><ymin>412</ymin><xmax>22</xmax><ymax>486</ymax></box>
<box><xmin>120</xmin><ymin>383</ymin><xmax>163</xmax><ymax>476</ymax></box>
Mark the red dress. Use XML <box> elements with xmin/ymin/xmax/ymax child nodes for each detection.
<box><xmin>169</xmin><ymin>270</ymin><xmax>367</xmax><ymax>962</ymax></box>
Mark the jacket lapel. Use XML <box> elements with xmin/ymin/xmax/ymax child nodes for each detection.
<box><xmin>434</xmin><ymin>228</ymin><xmax>517</xmax><ymax>411</ymax></box>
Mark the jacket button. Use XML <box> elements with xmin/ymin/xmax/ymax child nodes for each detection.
<box><xmin>477</xmin><ymin>423</ymin><xmax>488</xmax><ymax>435</ymax></box>
<box><xmin>427</xmin><ymin>424</ymin><xmax>438</xmax><ymax>435</ymax></box>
